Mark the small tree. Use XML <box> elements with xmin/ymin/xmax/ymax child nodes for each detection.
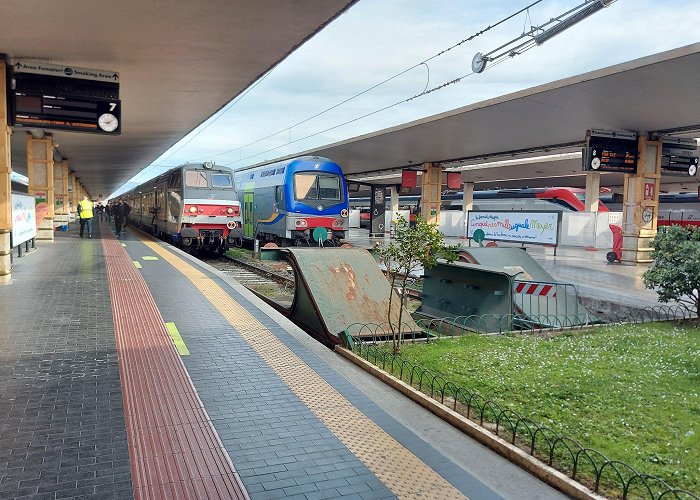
<box><xmin>378</xmin><ymin>215</ymin><xmax>457</xmax><ymax>354</ymax></box>
<box><xmin>643</xmin><ymin>225</ymin><xmax>700</xmax><ymax>318</ymax></box>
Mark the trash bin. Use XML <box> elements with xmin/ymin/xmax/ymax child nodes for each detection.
<box><xmin>607</xmin><ymin>224</ymin><xmax>622</xmax><ymax>262</ymax></box>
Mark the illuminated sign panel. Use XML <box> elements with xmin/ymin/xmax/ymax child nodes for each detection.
<box><xmin>583</xmin><ymin>130</ymin><xmax>638</xmax><ymax>173</ymax></box>
<box><xmin>9</xmin><ymin>60</ymin><xmax>121</xmax><ymax>135</ymax></box>
<box><xmin>661</xmin><ymin>138</ymin><xmax>698</xmax><ymax>176</ymax></box>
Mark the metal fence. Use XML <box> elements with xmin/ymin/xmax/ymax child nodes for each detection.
<box><xmin>339</xmin><ymin>310</ymin><xmax>698</xmax><ymax>500</ymax></box>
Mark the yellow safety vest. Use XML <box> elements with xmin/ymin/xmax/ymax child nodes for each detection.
<box><xmin>78</xmin><ymin>200</ymin><xmax>94</xmax><ymax>219</ymax></box>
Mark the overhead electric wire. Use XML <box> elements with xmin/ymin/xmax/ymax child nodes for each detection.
<box><xmin>130</xmin><ymin>0</ymin><xmax>611</xmax><ymax>186</ymax></box>
<box><xmin>189</xmin><ymin>0</ymin><xmax>545</xmax><ymax>164</ymax></box>
<box><xmin>222</xmin><ymin>57</ymin><xmax>514</xmax><ymax>166</ymax></box>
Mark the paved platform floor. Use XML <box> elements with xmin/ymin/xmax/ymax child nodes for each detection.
<box><xmin>0</xmin><ymin>219</ymin><xmax>570</xmax><ymax>499</ymax></box>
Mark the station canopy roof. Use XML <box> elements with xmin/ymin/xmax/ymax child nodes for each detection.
<box><xmin>299</xmin><ymin>42</ymin><xmax>700</xmax><ymax>192</ymax></box>
<box><xmin>2</xmin><ymin>0</ymin><xmax>356</xmax><ymax>198</ymax></box>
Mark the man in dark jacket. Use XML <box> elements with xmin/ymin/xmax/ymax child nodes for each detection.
<box><xmin>113</xmin><ymin>200</ymin><xmax>126</xmax><ymax>238</ymax></box>
<box><xmin>122</xmin><ymin>201</ymin><xmax>132</xmax><ymax>228</ymax></box>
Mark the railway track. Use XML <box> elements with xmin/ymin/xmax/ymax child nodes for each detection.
<box><xmin>199</xmin><ymin>253</ymin><xmax>295</xmax><ymax>302</ymax></box>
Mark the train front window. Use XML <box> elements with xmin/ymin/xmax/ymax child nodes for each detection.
<box><xmin>185</xmin><ymin>170</ymin><xmax>208</xmax><ymax>188</ymax></box>
<box><xmin>211</xmin><ymin>172</ymin><xmax>232</xmax><ymax>188</ymax></box>
<box><xmin>294</xmin><ymin>173</ymin><xmax>342</xmax><ymax>201</ymax></box>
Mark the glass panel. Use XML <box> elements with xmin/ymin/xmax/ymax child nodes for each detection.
<box><xmin>185</xmin><ymin>170</ymin><xmax>208</xmax><ymax>188</ymax></box>
<box><xmin>294</xmin><ymin>173</ymin><xmax>318</xmax><ymax>200</ymax></box>
<box><xmin>318</xmin><ymin>176</ymin><xmax>340</xmax><ymax>200</ymax></box>
<box><xmin>211</xmin><ymin>173</ymin><xmax>232</xmax><ymax>187</ymax></box>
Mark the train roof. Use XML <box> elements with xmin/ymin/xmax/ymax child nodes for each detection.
<box><xmin>233</xmin><ymin>156</ymin><xmax>337</xmax><ymax>173</ymax></box>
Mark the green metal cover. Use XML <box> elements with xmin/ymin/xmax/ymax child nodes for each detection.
<box><xmin>285</xmin><ymin>248</ymin><xmax>418</xmax><ymax>344</ymax></box>
<box><xmin>459</xmin><ymin>247</ymin><xmax>598</xmax><ymax>325</ymax></box>
<box><xmin>418</xmin><ymin>261</ymin><xmax>517</xmax><ymax>333</ymax></box>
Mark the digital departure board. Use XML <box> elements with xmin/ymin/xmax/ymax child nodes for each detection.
<box><xmin>661</xmin><ymin>138</ymin><xmax>698</xmax><ymax>176</ymax></box>
<box><xmin>9</xmin><ymin>60</ymin><xmax>121</xmax><ymax>135</ymax></box>
<box><xmin>584</xmin><ymin>131</ymin><xmax>638</xmax><ymax>173</ymax></box>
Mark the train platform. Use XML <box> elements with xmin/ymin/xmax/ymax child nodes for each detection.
<box><xmin>0</xmin><ymin>219</ymin><xmax>568</xmax><ymax>500</ymax></box>
<box><xmin>344</xmin><ymin>229</ymin><xmax>661</xmax><ymax>310</ymax></box>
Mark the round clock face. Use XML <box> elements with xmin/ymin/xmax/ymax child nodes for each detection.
<box><xmin>642</xmin><ymin>208</ymin><xmax>653</xmax><ymax>223</ymax></box>
<box><xmin>591</xmin><ymin>158</ymin><xmax>601</xmax><ymax>170</ymax></box>
<box><xmin>98</xmin><ymin>113</ymin><xmax>119</xmax><ymax>132</ymax></box>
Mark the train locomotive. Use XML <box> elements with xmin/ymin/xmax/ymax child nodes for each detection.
<box><xmin>121</xmin><ymin>162</ymin><xmax>242</xmax><ymax>252</ymax></box>
<box><xmin>230</xmin><ymin>156</ymin><xmax>349</xmax><ymax>246</ymax></box>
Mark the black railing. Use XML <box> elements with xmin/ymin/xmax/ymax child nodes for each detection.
<box><xmin>339</xmin><ymin>319</ymin><xmax>698</xmax><ymax>500</ymax></box>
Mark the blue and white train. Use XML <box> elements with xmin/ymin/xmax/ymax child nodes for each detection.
<box><xmin>231</xmin><ymin>156</ymin><xmax>349</xmax><ymax>246</ymax></box>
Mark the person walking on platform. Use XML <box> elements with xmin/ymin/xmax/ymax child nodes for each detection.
<box><xmin>113</xmin><ymin>200</ymin><xmax>126</xmax><ymax>238</ymax></box>
<box><xmin>105</xmin><ymin>203</ymin><xmax>112</xmax><ymax>222</ymax></box>
<box><xmin>122</xmin><ymin>201</ymin><xmax>132</xmax><ymax>228</ymax></box>
<box><xmin>77</xmin><ymin>196</ymin><xmax>94</xmax><ymax>238</ymax></box>
<box><xmin>95</xmin><ymin>203</ymin><xmax>104</xmax><ymax>221</ymax></box>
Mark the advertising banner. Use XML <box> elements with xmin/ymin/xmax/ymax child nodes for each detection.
<box><xmin>467</xmin><ymin>211</ymin><xmax>560</xmax><ymax>245</ymax></box>
<box><xmin>11</xmin><ymin>193</ymin><xmax>37</xmax><ymax>246</ymax></box>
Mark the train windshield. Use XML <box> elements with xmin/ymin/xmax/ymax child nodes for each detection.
<box><xmin>185</xmin><ymin>170</ymin><xmax>209</xmax><ymax>188</ymax></box>
<box><xmin>184</xmin><ymin>170</ymin><xmax>233</xmax><ymax>189</ymax></box>
<box><xmin>211</xmin><ymin>172</ymin><xmax>232</xmax><ymax>188</ymax></box>
<box><xmin>294</xmin><ymin>173</ymin><xmax>342</xmax><ymax>201</ymax></box>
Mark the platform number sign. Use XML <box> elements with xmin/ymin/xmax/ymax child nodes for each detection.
<box><xmin>10</xmin><ymin>60</ymin><xmax>121</xmax><ymax>135</ymax></box>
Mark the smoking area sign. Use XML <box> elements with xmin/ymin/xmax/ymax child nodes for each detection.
<box><xmin>10</xmin><ymin>60</ymin><xmax>121</xmax><ymax>135</ymax></box>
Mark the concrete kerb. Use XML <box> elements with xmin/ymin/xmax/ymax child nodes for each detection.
<box><xmin>335</xmin><ymin>346</ymin><xmax>606</xmax><ymax>500</ymax></box>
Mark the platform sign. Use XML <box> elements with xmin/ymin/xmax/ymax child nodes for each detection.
<box><xmin>583</xmin><ymin>129</ymin><xmax>638</xmax><ymax>173</ymax></box>
<box><xmin>644</xmin><ymin>182</ymin><xmax>655</xmax><ymax>200</ymax></box>
<box><xmin>9</xmin><ymin>60</ymin><xmax>121</xmax><ymax>135</ymax></box>
<box><xmin>370</xmin><ymin>186</ymin><xmax>386</xmax><ymax>236</ymax></box>
<box><xmin>661</xmin><ymin>138</ymin><xmax>698</xmax><ymax>176</ymax></box>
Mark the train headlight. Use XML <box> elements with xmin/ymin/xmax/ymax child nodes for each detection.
<box><xmin>332</xmin><ymin>219</ymin><xmax>344</xmax><ymax>228</ymax></box>
<box><xmin>189</xmin><ymin>206</ymin><xmax>198</xmax><ymax>213</ymax></box>
<box><xmin>295</xmin><ymin>219</ymin><xmax>308</xmax><ymax>228</ymax></box>
<box><xmin>227</xmin><ymin>207</ymin><xmax>234</xmax><ymax>214</ymax></box>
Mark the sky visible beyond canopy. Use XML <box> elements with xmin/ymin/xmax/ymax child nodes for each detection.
<box><xmin>112</xmin><ymin>0</ymin><xmax>700</xmax><ymax>197</ymax></box>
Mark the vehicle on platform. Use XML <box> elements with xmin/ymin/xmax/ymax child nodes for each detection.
<box><xmin>601</xmin><ymin>191</ymin><xmax>700</xmax><ymax>227</ymax></box>
<box><xmin>350</xmin><ymin>187</ymin><xmax>608</xmax><ymax>225</ymax></box>
<box><xmin>230</xmin><ymin>156</ymin><xmax>349</xmax><ymax>246</ymax></box>
<box><xmin>121</xmin><ymin>162</ymin><xmax>241</xmax><ymax>252</ymax></box>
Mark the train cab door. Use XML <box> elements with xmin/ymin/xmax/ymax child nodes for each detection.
<box><xmin>244</xmin><ymin>192</ymin><xmax>254</xmax><ymax>238</ymax></box>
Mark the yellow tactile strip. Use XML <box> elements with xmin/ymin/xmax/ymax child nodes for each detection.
<box><xmin>137</xmin><ymin>236</ymin><xmax>468</xmax><ymax>499</ymax></box>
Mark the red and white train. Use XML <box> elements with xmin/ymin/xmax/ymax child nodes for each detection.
<box><xmin>600</xmin><ymin>192</ymin><xmax>700</xmax><ymax>227</ymax></box>
<box><xmin>121</xmin><ymin>162</ymin><xmax>242</xmax><ymax>252</ymax></box>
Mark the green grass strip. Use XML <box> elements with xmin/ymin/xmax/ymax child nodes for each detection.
<box><xmin>133</xmin><ymin>261</ymin><xmax>142</xmax><ymax>269</ymax></box>
<box><xmin>393</xmin><ymin>323</ymin><xmax>700</xmax><ymax>494</ymax></box>
<box><xmin>165</xmin><ymin>322</ymin><xmax>190</xmax><ymax>356</ymax></box>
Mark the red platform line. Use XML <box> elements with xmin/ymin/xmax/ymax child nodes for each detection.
<box><xmin>101</xmin><ymin>226</ymin><xmax>249</xmax><ymax>500</ymax></box>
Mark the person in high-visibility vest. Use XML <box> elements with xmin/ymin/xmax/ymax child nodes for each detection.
<box><xmin>77</xmin><ymin>196</ymin><xmax>94</xmax><ymax>238</ymax></box>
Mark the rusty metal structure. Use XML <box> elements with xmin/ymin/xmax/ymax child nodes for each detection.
<box><xmin>258</xmin><ymin>247</ymin><xmax>419</xmax><ymax>346</ymax></box>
